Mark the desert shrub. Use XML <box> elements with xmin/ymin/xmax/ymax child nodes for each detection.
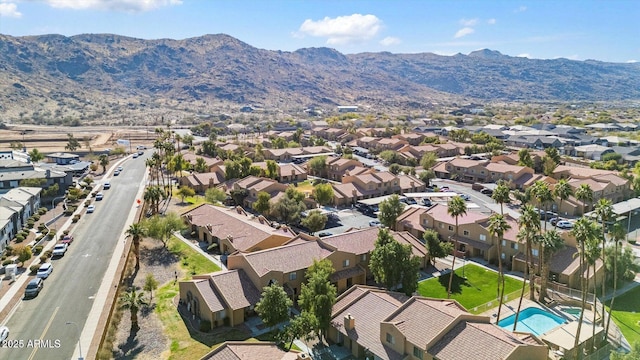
<box><xmin>63</xmin><ymin>230</ymin><xmax>69</xmax><ymax>235</ymax></box>
<box><xmin>40</xmin><ymin>255</ymin><xmax>48</xmax><ymax>262</ymax></box>
<box><xmin>48</xmin><ymin>230</ymin><xmax>56</xmax><ymax>238</ymax></box>
<box><xmin>44</xmin><ymin>250</ymin><xmax>52</xmax><ymax>258</ymax></box>
<box><xmin>33</xmin><ymin>245</ymin><xmax>43</xmax><ymax>254</ymax></box>
<box><xmin>20</xmin><ymin>230</ymin><xmax>29</xmax><ymax>238</ymax></box>
<box><xmin>35</xmin><ymin>235</ymin><xmax>44</xmax><ymax>242</ymax></box>
<box><xmin>26</xmin><ymin>221</ymin><xmax>34</xmax><ymax>229</ymax></box>
<box><xmin>32</xmin><ymin>214</ymin><xmax>40</xmax><ymax>221</ymax></box>
<box><xmin>15</xmin><ymin>234</ymin><xmax>25</xmax><ymax>243</ymax></box>
<box><xmin>38</xmin><ymin>208</ymin><xmax>48</xmax><ymax>215</ymax></box>
<box><xmin>2</xmin><ymin>259</ymin><xmax>13</xmax><ymax>266</ymax></box>
<box><xmin>72</xmin><ymin>214</ymin><xmax>81</xmax><ymax>223</ymax></box>
<box><xmin>29</xmin><ymin>264</ymin><xmax>40</xmax><ymax>275</ymax></box>
<box><xmin>84</xmin><ymin>201</ymin><xmax>91</xmax><ymax>207</ymax></box>
<box><xmin>38</xmin><ymin>223</ymin><xmax>46</xmax><ymax>231</ymax></box>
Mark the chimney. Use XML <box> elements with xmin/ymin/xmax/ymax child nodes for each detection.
<box><xmin>344</xmin><ymin>313</ymin><xmax>355</xmax><ymax>330</ymax></box>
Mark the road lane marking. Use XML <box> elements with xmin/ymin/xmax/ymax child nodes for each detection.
<box><xmin>27</xmin><ymin>306</ymin><xmax>59</xmax><ymax>360</ymax></box>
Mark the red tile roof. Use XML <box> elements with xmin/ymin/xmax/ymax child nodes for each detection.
<box><xmin>236</xmin><ymin>240</ymin><xmax>333</xmax><ymax>277</ymax></box>
<box><xmin>202</xmin><ymin>341</ymin><xmax>300</xmax><ymax>360</ymax></box>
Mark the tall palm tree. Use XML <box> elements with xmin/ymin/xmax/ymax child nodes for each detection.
<box><xmin>538</xmin><ymin>229</ymin><xmax>564</xmax><ymax>302</ymax></box>
<box><xmin>606</xmin><ymin>223</ymin><xmax>626</xmax><ymax>336</ymax></box>
<box><xmin>594</xmin><ymin>198</ymin><xmax>613</xmax><ymax>322</ymax></box>
<box><xmin>576</xmin><ymin>183</ymin><xmax>594</xmax><ymax>216</ymax></box>
<box><xmin>144</xmin><ymin>186</ymin><xmax>164</xmax><ymax>215</ymax></box>
<box><xmin>488</xmin><ymin>213</ymin><xmax>511</xmax><ymax>322</ymax></box>
<box><xmin>571</xmin><ymin>217</ymin><xmax>599</xmax><ymax>350</ymax></box>
<box><xmin>519</xmin><ymin>204</ymin><xmax>541</xmax><ymax>300</ymax></box>
<box><xmin>513</xmin><ymin>226</ymin><xmax>536</xmax><ymax>331</ymax></box>
<box><xmin>126</xmin><ymin>223</ymin><xmax>146</xmax><ymax>269</ymax></box>
<box><xmin>120</xmin><ymin>288</ymin><xmax>148</xmax><ymax>331</ymax></box>
<box><xmin>532</xmin><ymin>181</ymin><xmax>553</xmax><ymax>232</ymax></box>
<box><xmin>446</xmin><ymin>196</ymin><xmax>467</xmax><ymax>299</ymax></box>
<box><xmin>553</xmin><ymin>179</ymin><xmax>573</xmax><ymax>223</ymax></box>
<box><xmin>585</xmin><ymin>232</ymin><xmax>601</xmax><ymax>349</ymax></box>
<box><xmin>491</xmin><ymin>180</ymin><xmax>511</xmax><ymax>215</ymax></box>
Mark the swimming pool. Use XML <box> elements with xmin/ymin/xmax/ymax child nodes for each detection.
<box><xmin>498</xmin><ymin>307</ymin><xmax>566</xmax><ymax>336</ymax></box>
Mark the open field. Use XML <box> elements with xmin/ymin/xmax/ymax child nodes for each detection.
<box><xmin>417</xmin><ymin>264</ymin><xmax>521</xmax><ymax>313</ymax></box>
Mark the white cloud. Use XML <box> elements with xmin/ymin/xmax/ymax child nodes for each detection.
<box><xmin>297</xmin><ymin>14</ymin><xmax>382</xmax><ymax>45</ymax></box>
<box><xmin>0</xmin><ymin>2</ymin><xmax>22</xmax><ymax>18</ymax></box>
<box><xmin>459</xmin><ymin>18</ymin><xmax>478</xmax><ymax>27</ymax></box>
<box><xmin>626</xmin><ymin>60</ymin><xmax>638</xmax><ymax>63</ymax></box>
<box><xmin>379</xmin><ymin>36</ymin><xmax>401</xmax><ymax>46</ymax></box>
<box><xmin>454</xmin><ymin>27</ymin><xmax>474</xmax><ymax>39</ymax></box>
<box><xmin>487</xmin><ymin>18</ymin><xmax>496</xmax><ymax>25</ymax></box>
<box><xmin>40</xmin><ymin>0</ymin><xmax>182</xmax><ymax>12</ymax></box>
<box><xmin>514</xmin><ymin>5</ymin><xmax>527</xmax><ymax>13</ymax></box>
<box><xmin>516</xmin><ymin>53</ymin><xmax>530</xmax><ymax>58</ymax></box>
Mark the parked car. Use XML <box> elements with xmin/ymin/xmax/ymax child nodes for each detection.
<box><xmin>556</xmin><ymin>220</ymin><xmax>574</xmax><ymax>229</ymax></box>
<box><xmin>117</xmin><ymin>166</ymin><xmax>123</xmax><ymax>171</ymax></box>
<box><xmin>60</xmin><ymin>235</ymin><xmax>74</xmax><ymax>245</ymax></box>
<box><xmin>24</xmin><ymin>278</ymin><xmax>44</xmax><ymax>298</ymax></box>
<box><xmin>113</xmin><ymin>170</ymin><xmax>120</xmax><ymax>176</ymax></box>
<box><xmin>36</xmin><ymin>263</ymin><xmax>53</xmax><ymax>279</ymax></box>
<box><xmin>480</xmin><ymin>188</ymin><xmax>494</xmax><ymax>195</ymax></box>
<box><xmin>439</xmin><ymin>186</ymin><xmax>450</xmax><ymax>192</ymax></box>
<box><xmin>52</xmin><ymin>243</ymin><xmax>68</xmax><ymax>257</ymax></box>
<box><xmin>103</xmin><ymin>182</ymin><xmax>111</xmax><ymax>190</ymax></box>
<box><xmin>369</xmin><ymin>219</ymin><xmax>382</xmax><ymax>227</ymax></box>
<box><xmin>405</xmin><ymin>198</ymin><xmax>417</xmax><ymax>205</ymax></box>
<box><xmin>318</xmin><ymin>232</ymin><xmax>333</xmax><ymax>237</ymax></box>
<box><xmin>421</xmin><ymin>198</ymin><xmax>432</xmax><ymax>207</ymax></box>
<box><xmin>459</xmin><ymin>194</ymin><xmax>471</xmax><ymax>201</ymax></box>
<box><xmin>132</xmin><ymin>153</ymin><xmax>139</xmax><ymax>158</ymax></box>
<box><xmin>96</xmin><ymin>192</ymin><xmax>104</xmax><ymax>201</ymax></box>
<box><xmin>87</xmin><ymin>205</ymin><xmax>95</xmax><ymax>213</ymax></box>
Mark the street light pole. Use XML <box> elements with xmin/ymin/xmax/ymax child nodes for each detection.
<box><xmin>51</xmin><ymin>195</ymin><xmax>66</xmax><ymax>231</ymax></box>
<box><xmin>66</xmin><ymin>321</ymin><xmax>83</xmax><ymax>360</ymax></box>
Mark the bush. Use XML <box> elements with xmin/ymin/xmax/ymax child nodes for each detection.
<box><xmin>38</xmin><ymin>208</ymin><xmax>48</xmax><ymax>215</ymax></box>
<box><xmin>199</xmin><ymin>319</ymin><xmax>211</xmax><ymax>332</ymax></box>
<box><xmin>40</xmin><ymin>255</ymin><xmax>48</xmax><ymax>262</ymax></box>
<box><xmin>84</xmin><ymin>201</ymin><xmax>91</xmax><ymax>207</ymax></box>
<box><xmin>48</xmin><ymin>230</ymin><xmax>56</xmax><ymax>238</ymax></box>
<box><xmin>63</xmin><ymin>230</ymin><xmax>69</xmax><ymax>235</ymax></box>
<box><xmin>72</xmin><ymin>214</ymin><xmax>81</xmax><ymax>223</ymax></box>
<box><xmin>91</xmin><ymin>192</ymin><xmax>97</xmax><ymax>198</ymax></box>
<box><xmin>2</xmin><ymin>259</ymin><xmax>13</xmax><ymax>266</ymax></box>
<box><xmin>4</xmin><ymin>246</ymin><xmax>13</xmax><ymax>256</ymax></box>
<box><xmin>35</xmin><ymin>235</ymin><xmax>44</xmax><ymax>242</ymax></box>
<box><xmin>44</xmin><ymin>250</ymin><xmax>52</xmax><ymax>258</ymax></box>
<box><xmin>38</xmin><ymin>223</ymin><xmax>46</xmax><ymax>231</ymax></box>
<box><xmin>33</xmin><ymin>245</ymin><xmax>43</xmax><ymax>254</ymax></box>
<box><xmin>20</xmin><ymin>230</ymin><xmax>29</xmax><ymax>238</ymax></box>
<box><xmin>629</xmin><ymin>239</ymin><xmax>637</xmax><ymax>245</ymax></box>
<box><xmin>29</xmin><ymin>264</ymin><xmax>40</xmax><ymax>275</ymax></box>
<box><xmin>33</xmin><ymin>214</ymin><xmax>41</xmax><ymax>221</ymax></box>
<box><xmin>15</xmin><ymin>234</ymin><xmax>25</xmax><ymax>243</ymax></box>
<box><xmin>26</xmin><ymin>222</ymin><xmax>34</xmax><ymax>229</ymax></box>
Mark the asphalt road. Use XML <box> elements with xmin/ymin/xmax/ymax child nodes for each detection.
<box><xmin>0</xmin><ymin>154</ymin><xmax>148</xmax><ymax>360</ymax></box>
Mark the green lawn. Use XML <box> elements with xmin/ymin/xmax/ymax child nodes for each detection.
<box><xmin>417</xmin><ymin>264</ymin><xmax>521</xmax><ymax>312</ymax></box>
<box><xmin>607</xmin><ymin>285</ymin><xmax>640</xmax><ymax>347</ymax></box>
<box><xmin>168</xmin><ymin>236</ymin><xmax>221</xmax><ymax>277</ymax></box>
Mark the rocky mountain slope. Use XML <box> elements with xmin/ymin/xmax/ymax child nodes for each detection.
<box><xmin>0</xmin><ymin>33</ymin><xmax>638</xmax><ymax>121</ymax></box>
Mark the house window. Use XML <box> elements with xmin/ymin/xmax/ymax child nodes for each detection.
<box><xmin>479</xmin><ymin>234</ymin><xmax>486</xmax><ymax>241</ymax></box>
<box><xmin>343</xmin><ymin>259</ymin><xmax>350</xmax><ymax>268</ymax></box>
<box><xmin>386</xmin><ymin>333</ymin><xmax>395</xmax><ymax>344</ymax></box>
<box><xmin>511</xmin><ymin>243</ymin><xmax>518</xmax><ymax>250</ymax></box>
<box><xmin>532</xmin><ymin>249</ymin><xmax>539</xmax><ymax>257</ymax></box>
<box><xmin>501</xmin><ymin>240</ymin><xmax>506</xmax><ymax>246</ymax></box>
<box><xmin>501</xmin><ymin>253</ymin><xmax>506</xmax><ymax>259</ymax></box>
<box><xmin>448</xmin><ymin>225</ymin><xmax>453</xmax><ymax>231</ymax></box>
<box><xmin>289</xmin><ymin>272</ymin><xmax>297</xmax><ymax>281</ymax></box>
<box><xmin>413</xmin><ymin>346</ymin><xmax>424</xmax><ymax>360</ymax></box>
<box><xmin>439</xmin><ymin>223</ymin><xmax>444</xmax><ymax>229</ymax></box>
<box><xmin>481</xmin><ymin>170</ymin><xmax>485</xmax><ymax>174</ymax></box>
<box><xmin>463</xmin><ymin>230</ymin><xmax>469</xmax><ymax>236</ymax></box>
<box><xmin>361</xmin><ymin>254</ymin><xmax>367</xmax><ymax>262</ymax></box>
<box><xmin>422</xmin><ymin>219</ymin><xmax>428</xmax><ymax>226</ymax></box>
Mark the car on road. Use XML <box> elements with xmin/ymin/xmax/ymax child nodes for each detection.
<box><xmin>87</xmin><ymin>205</ymin><xmax>95</xmax><ymax>213</ymax></box>
<box><xmin>24</xmin><ymin>278</ymin><xmax>44</xmax><ymax>298</ymax></box>
<box><xmin>480</xmin><ymin>188</ymin><xmax>494</xmax><ymax>195</ymax></box>
<box><xmin>96</xmin><ymin>192</ymin><xmax>104</xmax><ymax>201</ymax></box>
<box><xmin>0</xmin><ymin>326</ymin><xmax>8</xmax><ymax>341</ymax></box>
<box><xmin>60</xmin><ymin>235</ymin><xmax>74</xmax><ymax>245</ymax></box>
<box><xmin>133</xmin><ymin>153</ymin><xmax>139</xmax><ymax>158</ymax></box>
<box><xmin>369</xmin><ymin>219</ymin><xmax>382</xmax><ymax>227</ymax></box>
<box><xmin>114</xmin><ymin>170</ymin><xmax>120</xmax><ymax>176</ymax></box>
<box><xmin>36</xmin><ymin>263</ymin><xmax>53</xmax><ymax>279</ymax></box>
<box><xmin>52</xmin><ymin>243</ymin><xmax>68</xmax><ymax>257</ymax></box>
<box><xmin>103</xmin><ymin>182</ymin><xmax>111</xmax><ymax>190</ymax></box>
<box><xmin>556</xmin><ymin>220</ymin><xmax>574</xmax><ymax>229</ymax></box>
<box><xmin>117</xmin><ymin>166</ymin><xmax>123</xmax><ymax>171</ymax></box>
<box><xmin>318</xmin><ymin>231</ymin><xmax>333</xmax><ymax>237</ymax></box>
<box><xmin>459</xmin><ymin>194</ymin><xmax>471</xmax><ymax>201</ymax></box>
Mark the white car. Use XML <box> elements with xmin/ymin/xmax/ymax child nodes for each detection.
<box><xmin>87</xmin><ymin>205</ymin><xmax>95</xmax><ymax>213</ymax></box>
<box><xmin>556</xmin><ymin>220</ymin><xmax>574</xmax><ymax>229</ymax></box>
<box><xmin>52</xmin><ymin>243</ymin><xmax>68</xmax><ymax>257</ymax></box>
<box><xmin>369</xmin><ymin>219</ymin><xmax>382</xmax><ymax>227</ymax></box>
<box><xmin>96</xmin><ymin>192</ymin><xmax>104</xmax><ymax>201</ymax></box>
<box><xmin>0</xmin><ymin>326</ymin><xmax>8</xmax><ymax>342</ymax></box>
<box><xmin>36</xmin><ymin>263</ymin><xmax>53</xmax><ymax>279</ymax></box>
<box><xmin>117</xmin><ymin>166</ymin><xmax>123</xmax><ymax>171</ymax></box>
<box><xmin>103</xmin><ymin>182</ymin><xmax>111</xmax><ymax>190</ymax></box>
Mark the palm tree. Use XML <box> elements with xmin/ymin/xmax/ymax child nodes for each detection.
<box><xmin>594</xmin><ymin>198</ymin><xmax>613</xmax><ymax>322</ymax></box>
<box><xmin>519</xmin><ymin>205</ymin><xmax>541</xmax><ymax>300</ymax></box>
<box><xmin>126</xmin><ymin>223</ymin><xmax>146</xmax><ymax>269</ymax></box>
<box><xmin>446</xmin><ymin>196</ymin><xmax>467</xmax><ymax>299</ymax></box>
<box><xmin>99</xmin><ymin>154</ymin><xmax>109</xmax><ymax>174</ymax></box>
<box><xmin>553</xmin><ymin>179</ymin><xmax>573</xmax><ymax>223</ymax></box>
<box><xmin>120</xmin><ymin>288</ymin><xmax>148</xmax><ymax>331</ymax></box>
<box><xmin>606</xmin><ymin>223</ymin><xmax>626</xmax><ymax>336</ymax></box>
<box><xmin>571</xmin><ymin>217</ymin><xmax>599</xmax><ymax>350</ymax></box>
<box><xmin>576</xmin><ymin>183</ymin><xmax>594</xmax><ymax>216</ymax></box>
<box><xmin>538</xmin><ymin>229</ymin><xmax>564</xmax><ymax>302</ymax></box>
<box><xmin>513</xmin><ymin>226</ymin><xmax>537</xmax><ymax>331</ymax></box>
<box><xmin>532</xmin><ymin>181</ymin><xmax>553</xmax><ymax>232</ymax></box>
<box><xmin>488</xmin><ymin>213</ymin><xmax>511</xmax><ymax>322</ymax></box>
<box><xmin>144</xmin><ymin>186</ymin><xmax>164</xmax><ymax>215</ymax></box>
<box><xmin>491</xmin><ymin>180</ymin><xmax>511</xmax><ymax>215</ymax></box>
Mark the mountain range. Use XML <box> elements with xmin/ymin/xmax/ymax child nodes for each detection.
<box><xmin>1</xmin><ymin>33</ymin><xmax>639</xmax><ymax>120</ymax></box>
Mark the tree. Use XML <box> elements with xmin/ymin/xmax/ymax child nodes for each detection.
<box><xmin>65</xmin><ymin>133</ymin><xmax>80</xmax><ymax>151</ymax></box>
<box><xmin>553</xmin><ymin>179</ymin><xmax>573</xmax><ymax>219</ymax></box>
<box><xmin>28</xmin><ymin>148</ymin><xmax>44</xmax><ymax>163</ymax></box>
<box><xmin>255</xmin><ymin>282</ymin><xmax>293</xmax><ymax>329</ymax></box>
<box><xmin>301</xmin><ymin>210</ymin><xmax>327</xmax><ymax>235</ymax></box>
<box><xmin>542</xmin><ymin>155</ymin><xmax>558</xmax><ymax>176</ymax></box>
<box><xmin>120</xmin><ymin>288</ymin><xmax>148</xmax><ymax>331</ymax></box>
<box><xmin>576</xmin><ymin>183</ymin><xmax>594</xmax><ymax>215</ymax></box>
<box><xmin>177</xmin><ymin>186</ymin><xmax>195</xmax><ymax>203</ymax></box>
<box><xmin>517</xmin><ymin>148</ymin><xmax>534</xmax><ymax>168</ymax></box>
<box><xmin>272</xmin><ymin>196</ymin><xmax>307</xmax><ymax>226</ymax></box>
<box><xmin>312</xmin><ymin>183</ymin><xmax>334</xmax><ymax>207</ymax></box>
<box><xmin>194</xmin><ymin>157</ymin><xmax>208</xmax><ymax>173</ymax></box>
<box><xmin>182</xmin><ymin>134</ymin><xmax>194</xmax><ymax>148</ymax></box>
<box><xmin>370</xmin><ymin>229</ymin><xmax>421</xmax><ymax>296</ymax></box>
<box><xmin>143</xmin><ymin>274</ymin><xmax>158</xmax><ymax>300</ymax></box>
<box><xmin>378</xmin><ymin>194</ymin><xmax>405</xmax><ymax>229</ymax></box>
<box><xmin>446</xmin><ymin>196</ymin><xmax>467</xmax><ymax>299</ymax></box>
<box><xmin>379</xmin><ymin>150</ymin><xmax>399</xmax><ymax>164</ymax></box>
<box><xmin>20</xmin><ymin>178</ymin><xmax>46</xmax><ymax>187</ymax></box>
<box><xmin>126</xmin><ymin>222</ymin><xmax>146</xmax><ymax>269</ymax></box>
<box><xmin>418</xmin><ymin>169</ymin><xmax>436</xmax><ymax>187</ymax></box>
<box><xmin>388</xmin><ymin>163</ymin><xmax>402</xmax><ymax>175</ymax></box>
<box><xmin>545</xmin><ymin>147</ymin><xmax>561</xmax><ymax>164</ymax></box>
<box><xmin>308</xmin><ymin>156</ymin><xmax>327</xmax><ymax>176</ymax></box>
<box><xmin>423</xmin><ymin>229</ymin><xmax>453</xmax><ymax>266</ymax></box>
<box><xmin>298</xmin><ymin>259</ymin><xmax>336</xmax><ymax>341</ymax></box>
<box><xmin>571</xmin><ymin>217</ymin><xmax>599</xmax><ymax>349</ymax></box>
<box><xmin>488</xmin><ymin>213</ymin><xmax>511</xmax><ymax>322</ymax></box>
<box><xmin>420</xmin><ymin>153</ymin><xmax>438</xmax><ymax>170</ymax></box>
<box><xmin>605</xmin><ymin>223</ymin><xmax>630</xmax><ymax>336</ymax></box>
<box><xmin>16</xmin><ymin>245</ymin><xmax>32</xmax><ymax>267</ymax></box>
<box><xmin>285</xmin><ymin>186</ymin><xmax>305</xmax><ymax>202</ymax></box>
<box><xmin>144</xmin><ymin>212</ymin><xmax>186</xmax><ymax>248</ymax></box>
<box><xmin>99</xmin><ymin>154</ymin><xmax>109</xmax><ymax>174</ymax></box>
<box><xmin>491</xmin><ymin>180</ymin><xmax>511</xmax><ymax>215</ymax></box>
<box><xmin>205</xmin><ymin>187</ymin><xmax>227</xmax><ymax>204</ymax></box>
<box><xmin>265</xmin><ymin>160</ymin><xmax>279</xmax><ymax>180</ymax></box>
<box><xmin>144</xmin><ymin>186</ymin><xmax>164</xmax><ymax>215</ymax></box>
<box><xmin>595</xmin><ymin>198</ymin><xmax>613</xmax><ymax>322</ymax></box>
<box><xmin>283</xmin><ymin>311</ymin><xmax>318</xmax><ymax>350</ymax></box>
<box><xmin>538</xmin><ymin>229</ymin><xmax>564</xmax><ymax>302</ymax></box>
<box><xmin>252</xmin><ymin>191</ymin><xmax>272</xmax><ymax>215</ymax></box>
<box><xmin>512</xmin><ymin>207</ymin><xmax>540</xmax><ymax>331</ymax></box>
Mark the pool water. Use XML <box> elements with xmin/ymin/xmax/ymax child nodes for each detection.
<box><xmin>563</xmin><ymin>308</ymin><xmax>582</xmax><ymax>318</ymax></box>
<box><xmin>498</xmin><ymin>307</ymin><xmax>566</xmax><ymax>336</ymax></box>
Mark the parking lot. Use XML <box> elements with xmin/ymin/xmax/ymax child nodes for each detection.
<box><xmin>321</xmin><ymin>207</ymin><xmax>378</xmax><ymax>235</ymax></box>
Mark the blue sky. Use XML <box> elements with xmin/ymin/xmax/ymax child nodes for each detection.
<box><xmin>0</xmin><ymin>0</ymin><xmax>638</xmax><ymax>63</ymax></box>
